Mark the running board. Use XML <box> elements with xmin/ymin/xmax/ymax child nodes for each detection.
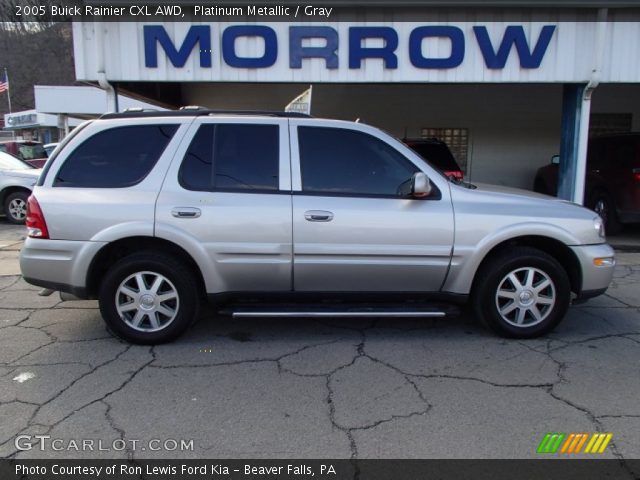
<box><xmin>232</xmin><ymin>311</ymin><xmax>445</xmax><ymax>318</ymax></box>
<box><xmin>227</xmin><ymin>307</ymin><xmax>447</xmax><ymax>319</ymax></box>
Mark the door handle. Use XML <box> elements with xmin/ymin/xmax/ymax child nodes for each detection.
<box><xmin>171</xmin><ymin>207</ymin><xmax>201</xmax><ymax>218</ymax></box>
<box><xmin>304</xmin><ymin>210</ymin><xmax>334</xmax><ymax>222</ymax></box>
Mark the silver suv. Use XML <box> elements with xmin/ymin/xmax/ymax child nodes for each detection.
<box><xmin>20</xmin><ymin>110</ymin><xmax>615</xmax><ymax>343</ymax></box>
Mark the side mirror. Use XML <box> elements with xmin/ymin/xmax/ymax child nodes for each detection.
<box><xmin>398</xmin><ymin>172</ymin><xmax>432</xmax><ymax>198</ymax></box>
<box><xmin>551</xmin><ymin>155</ymin><xmax>560</xmax><ymax>165</ymax></box>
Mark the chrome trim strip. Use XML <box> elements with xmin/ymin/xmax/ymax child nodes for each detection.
<box><xmin>231</xmin><ymin>311</ymin><xmax>446</xmax><ymax>318</ymax></box>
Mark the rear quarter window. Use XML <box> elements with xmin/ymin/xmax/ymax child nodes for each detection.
<box><xmin>53</xmin><ymin>125</ymin><xmax>178</xmax><ymax>188</ymax></box>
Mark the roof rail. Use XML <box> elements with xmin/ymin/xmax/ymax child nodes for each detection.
<box><xmin>100</xmin><ymin>109</ymin><xmax>312</xmax><ymax>119</ymax></box>
<box><xmin>179</xmin><ymin>105</ymin><xmax>209</xmax><ymax>111</ymax></box>
<box><xmin>122</xmin><ymin>107</ymin><xmax>160</xmax><ymax>113</ymax></box>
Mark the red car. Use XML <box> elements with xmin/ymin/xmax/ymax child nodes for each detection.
<box><xmin>403</xmin><ymin>138</ymin><xmax>464</xmax><ymax>181</ymax></box>
<box><xmin>534</xmin><ymin>133</ymin><xmax>640</xmax><ymax>233</ymax></box>
<box><xmin>0</xmin><ymin>141</ymin><xmax>48</xmax><ymax>168</ymax></box>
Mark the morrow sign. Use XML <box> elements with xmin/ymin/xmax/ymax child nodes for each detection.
<box><xmin>143</xmin><ymin>24</ymin><xmax>557</xmax><ymax>70</ymax></box>
<box><xmin>74</xmin><ymin>21</ymin><xmax>638</xmax><ymax>82</ymax></box>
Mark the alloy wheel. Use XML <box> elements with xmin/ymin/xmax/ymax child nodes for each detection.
<box><xmin>115</xmin><ymin>271</ymin><xmax>180</xmax><ymax>332</ymax></box>
<box><xmin>8</xmin><ymin>197</ymin><xmax>27</xmax><ymax>221</ymax></box>
<box><xmin>494</xmin><ymin>267</ymin><xmax>556</xmax><ymax>327</ymax></box>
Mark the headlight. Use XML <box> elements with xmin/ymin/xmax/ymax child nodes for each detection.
<box><xmin>593</xmin><ymin>216</ymin><xmax>605</xmax><ymax>239</ymax></box>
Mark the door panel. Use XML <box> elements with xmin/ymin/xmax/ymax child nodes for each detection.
<box><xmin>293</xmin><ymin>195</ymin><xmax>454</xmax><ymax>291</ymax></box>
<box><xmin>155</xmin><ymin>118</ymin><xmax>293</xmax><ymax>294</ymax></box>
<box><xmin>290</xmin><ymin>120</ymin><xmax>454</xmax><ymax>292</ymax></box>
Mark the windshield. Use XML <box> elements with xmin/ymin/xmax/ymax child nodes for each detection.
<box><xmin>0</xmin><ymin>151</ymin><xmax>33</xmax><ymax>170</ymax></box>
<box><xmin>44</xmin><ymin>144</ymin><xmax>58</xmax><ymax>156</ymax></box>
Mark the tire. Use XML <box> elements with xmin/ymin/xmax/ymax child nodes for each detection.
<box><xmin>588</xmin><ymin>189</ymin><xmax>621</xmax><ymax>235</ymax></box>
<box><xmin>3</xmin><ymin>191</ymin><xmax>29</xmax><ymax>224</ymax></box>
<box><xmin>99</xmin><ymin>252</ymin><xmax>200</xmax><ymax>344</ymax></box>
<box><xmin>471</xmin><ymin>247</ymin><xmax>571</xmax><ymax>338</ymax></box>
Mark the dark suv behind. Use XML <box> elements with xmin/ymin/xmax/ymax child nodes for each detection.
<box><xmin>403</xmin><ymin>138</ymin><xmax>464</xmax><ymax>181</ymax></box>
<box><xmin>534</xmin><ymin>133</ymin><xmax>640</xmax><ymax>233</ymax></box>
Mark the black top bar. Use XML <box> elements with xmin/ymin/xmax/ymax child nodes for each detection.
<box><xmin>100</xmin><ymin>109</ymin><xmax>312</xmax><ymax>119</ymax></box>
<box><xmin>89</xmin><ymin>0</ymin><xmax>640</xmax><ymax>7</ymax></box>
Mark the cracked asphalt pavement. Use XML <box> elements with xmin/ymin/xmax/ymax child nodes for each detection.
<box><xmin>1</xmin><ymin>219</ymin><xmax>639</xmax><ymax>460</ymax></box>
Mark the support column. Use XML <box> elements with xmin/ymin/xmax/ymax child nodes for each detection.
<box><xmin>558</xmin><ymin>84</ymin><xmax>591</xmax><ymax>204</ymax></box>
<box><xmin>56</xmin><ymin>114</ymin><xmax>69</xmax><ymax>140</ymax></box>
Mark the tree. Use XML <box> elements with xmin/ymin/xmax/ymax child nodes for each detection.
<box><xmin>0</xmin><ymin>20</ymin><xmax>76</xmax><ymax>115</ymax></box>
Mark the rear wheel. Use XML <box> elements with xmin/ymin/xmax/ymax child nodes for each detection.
<box><xmin>3</xmin><ymin>191</ymin><xmax>29</xmax><ymax>224</ymax></box>
<box><xmin>472</xmin><ymin>247</ymin><xmax>571</xmax><ymax>338</ymax></box>
<box><xmin>99</xmin><ymin>252</ymin><xmax>200</xmax><ymax>344</ymax></box>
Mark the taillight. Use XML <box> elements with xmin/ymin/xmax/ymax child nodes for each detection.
<box><xmin>25</xmin><ymin>196</ymin><xmax>49</xmax><ymax>239</ymax></box>
<box><xmin>633</xmin><ymin>168</ymin><xmax>640</xmax><ymax>182</ymax></box>
<box><xmin>444</xmin><ymin>170</ymin><xmax>464</xmax><ymax>181</ymax></box>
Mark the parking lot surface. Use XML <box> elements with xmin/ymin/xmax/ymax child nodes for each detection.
<box><xmin>0</xmin><ymin>219</ymin><xmax>639</xmax><ymax>460</ymax></box>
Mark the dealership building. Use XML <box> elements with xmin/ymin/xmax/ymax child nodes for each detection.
<box><xmin>71</xmin><ymin>1</ymin><xmax>640</xmax><ymax>201</ymax></box>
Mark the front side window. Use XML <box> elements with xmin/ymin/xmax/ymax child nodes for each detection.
<box><xmin>54</xmin><ymin>125</ymin><xmax>178</xmax><ymax>188</ymax></box>
<box><xmin>298</xmin><ymin>126</ymin><xmax>419</xmax><ymax>196</ymax></box>
<box><xmin>179</xmin><ymin>124</ymin><xmax>279</xmax><ymax>192</ymax></box>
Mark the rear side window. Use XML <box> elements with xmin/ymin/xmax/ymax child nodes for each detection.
<box><xmin>53</xmin><ymin>125</ymin><xmax>178</xmax><ymax>188</ymax></box>
<box><xmin>179</xmin><ymin>124</ymin><xmax>279</xmax><ymax>192</ymax></box>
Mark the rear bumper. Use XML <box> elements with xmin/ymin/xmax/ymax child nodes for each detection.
<box><xmin>22</xmin><ymin>277</ymin><xmax>88</xmax><ymax>298</ymax></box>
<box><xmin>19</xmin><ymin>238</ymin><xmax>106</xmax><ymax>298</ymax></box>
<box><xmin>569</xmin><ymin>243</ymin><xmax>615</xmax><ymax>297</ymax></box>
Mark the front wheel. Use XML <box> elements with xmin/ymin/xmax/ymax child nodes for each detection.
<box><xmin>3</xmin><ymin>191</ymin><xmax>29</xmax><ymax>224</ymax></box>
<box><xmin>99</xmin><ymin>252</ymin><xmax>200</xmax><ymax>344</ymax></box>
<box><xmin>472</xmin><ymin>247</ymin><xmax>571</xmax><ymax>338</ymax></box>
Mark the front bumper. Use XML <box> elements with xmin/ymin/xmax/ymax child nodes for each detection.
<box><xmin>569</xmin><ymin>243</ymin><xmax>615</xmax><ymax>299</ymax></box>
<box><xmin>19</xmin><ymin>238</ymin><xmax>107</xmax><ymax>298</ymax></box>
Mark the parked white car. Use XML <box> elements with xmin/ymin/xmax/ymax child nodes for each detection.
<box><xmin>0</xmin><ymin>151</ymin><xmax>41</xmax><ymax>224</ymax></box>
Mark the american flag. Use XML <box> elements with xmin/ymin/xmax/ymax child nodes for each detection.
<box><xmin>0</xmin><ymin>71</ymin><xmax>8</xmax><ymax>94</ymax></box>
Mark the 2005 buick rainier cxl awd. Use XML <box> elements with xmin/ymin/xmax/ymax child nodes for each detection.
<box><xmin>20</xmin><ymin>109</ymin><xmax>615</xmax><ymax>344</ymax></box>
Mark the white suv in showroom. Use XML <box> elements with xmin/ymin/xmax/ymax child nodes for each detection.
<box><xmin>20</xmin><ymin>109</ymin><xmax>615</xmax><ymax>344</ymax></box>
